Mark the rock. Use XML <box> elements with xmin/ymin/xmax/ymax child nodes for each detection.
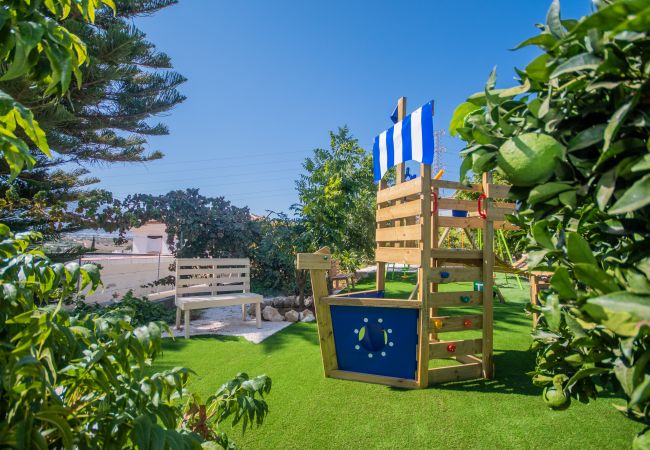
<box><xmin>284</xmin><ymin>310</ymin><xmax>300</xmax><ymax>322</ymax></box>
<box><xmin>300</xmin><ymin>310</ymin><xmax>315</xmax><ymax>322</ymax></box>
<box><xmin>304</xmin><ymin>296</ymin><xmax>313</xmax><ymax>307</ymax></box>
<box><xmin>262</xmin><ymin>305</ymin><xmax>284</xmax><ymax>322</ymax></box>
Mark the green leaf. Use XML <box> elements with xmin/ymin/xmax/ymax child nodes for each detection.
<box><xmin>450</xmin><ymin>102</ymin><xmax>482</xmax><ymax>137</ymax></box>
<box><xmin>551</xmin><ymin>267</ymin><xmax>576</xmax><ymax>299</ymax></box>
<box><xmin>596</xmin><ymin>169</ymin><xmax>617</xmax><ymax>210</ymax></box>
<box><xmin>526</xmin><ymin>53</ymin><xmax>552</xmax><ymax>82</ymax></box>
<box><xmin>528</xmin><ymin>182</ymin><xmax>573</xmax><ymax>205</ymax></box>
<box><xmin>459</xmin><ymin>155</ymin><xmax>473</xmax><ymax>184</ymax></box>
<box><xmin>550</xmin><ymin>53</ymin><xmax>602</xmax><ymax>78</ymax></box>
<box><xmin>609</xmin><ymin>173</ymin><xmax>650</xmax><ymax>214</ymax></box>
<box><xmin>568</xmin><ymin>124</ymin><xmax>606</xmax><ymax>151</ymax></box>
<box><xmin>604</xmin><ymin>96</ymin><xmax>638</xmax><ymax>150</ymax></box>
<box><xmin>574</xmin><ymin>263</ymin><xmax>619</xmax><ymax>293</ymax></box>
<box><xmin>566</xmin><ymin>367</ymin><xmax>609</xmax><ymax>390</ymax></box>
<box><xmin>532</xmin><ymin>220</ymin><xmax>554</xmax><ymax>249</ymax></box>
<box><xmin>566</xmin><ymin>232</ymin><xmax>597</xmax><ymax>265</ymax></box>
<box><xmin>512</xmin><ymin>33</ymin><xmax>557</xmax><ymax>50</ymax></box>
<box><xmin>584</xmin><ymin>291</ymin><xmax>650</xmax><ymax>336</ymax></box>
<box><xmin>546</xmin><ymin>0</ymin><xmax>568</xmax><ymax>39</ymax></box>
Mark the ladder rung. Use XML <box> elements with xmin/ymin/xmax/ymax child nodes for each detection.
<box><xmin>430</xmin><ymin>291</ymin><xmax>482</xmax><ymax>307</ymax></box>
<box><xmin>428</xmin><ymin>362</ymin><xmax>482</xmax><ymax>384</ymax></box>
<box><xmin>429</xmin><ymin>339</ymin><xmax>482</xmax><ymax>359</ymax></box>
<box><xmin>430</xmin><ymin>314</ymin><xmax>483</xmax><ymax>333</ymax></box>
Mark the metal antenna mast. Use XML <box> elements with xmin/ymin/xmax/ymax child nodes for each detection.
<box><xmin>434</xmin><ymin>129</ymin><xmax>447</xmax><ymax>174</ymax></box>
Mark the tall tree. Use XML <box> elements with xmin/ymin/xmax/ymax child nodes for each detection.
<box><xmin>119</xmin><ymin>189</ymin><xmax>255</xmax><ymax>258</ymax></box>
<box><xmin>294</xmin><ymin>127</ymin><xmax>376</xmax><ymax>272</ymax></box>
<box><xmin>0</xmin><ymin>0</ymin><xmax>185</xmax><ymax>235</ymax></box>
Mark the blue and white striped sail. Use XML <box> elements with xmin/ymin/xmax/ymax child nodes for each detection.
<box><xmin>373</xmin><ymin>100</ymin><xmax>434</xmax><ymax>182</ymax></box>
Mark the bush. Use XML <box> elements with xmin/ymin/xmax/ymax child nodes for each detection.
<box><xmin>450</xmin><ymin>0</ymin><xmax>650</xmax><ymax>445</ymax></box>
<box><xmin>0</xmin><ymin>227</ymin><xmax>271</xmax><ymax>448</ymax></box>
<box><xmin>74</xmin><ymin>291</ymin><xmax>177</xmax><ymax>327</ymax></box>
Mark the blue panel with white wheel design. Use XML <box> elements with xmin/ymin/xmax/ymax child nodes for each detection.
<box><xmin>330</xmin><ymin>305</ymin><xmax>419</xmax><ymax>380</ymax></box>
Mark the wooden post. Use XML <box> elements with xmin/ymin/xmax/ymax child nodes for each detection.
<box><xmin>376</xmin><ymin>96</ymin><xmax>407</xmax><ymax>292</ymax></box>
<box><xmin>417</xmin><ymin>163</ymin><xmax>432</xmax><ymax>387</ymax></box>
<box><xmin>481</xmin><ymin>173</ymin><xmax>495</xmax><ymax>379</ymax></box>
<box><xmin>297</xmin><ymin>247</ymin><xmax>338</xmax><ymax>376</ymax></box>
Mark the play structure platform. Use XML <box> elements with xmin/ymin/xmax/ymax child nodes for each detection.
<box><xmin>297</xmin><ymin>97</ymin><xmax>517</xmax><ymax>388</ymax></box>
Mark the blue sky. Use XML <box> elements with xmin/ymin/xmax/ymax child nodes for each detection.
<box><xmin>90</xmin><ymin>0</ymin><xmax>593</xmax><ymax>215</ymax></box>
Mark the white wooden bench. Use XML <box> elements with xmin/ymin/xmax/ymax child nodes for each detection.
<box><xmin>175</xmin><ymin>258</ymin><xmax>262</xmax><ymax>338</ymax></box>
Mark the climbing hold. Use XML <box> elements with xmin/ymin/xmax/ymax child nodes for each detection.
<box><xmin>460</xmin><ymin>295</ymin><xmax>471</xmax><ymax>303</ymax></box>
<box><xmin>447</xmin><ymin>344</ymin><xmax>456</xmax><ymax>353</ymax></box>
<box><xmin>463</xmin><ymin>320</ymin><xmax>472</xmax><ymax>328</ymax></box>
<box><xmin>434</xmin><ymin>319</ymin><xmax>443</xmax><ymax>329</ymax></box>
<box><xmin>440</xmin><ymin>271</ymin><xmax>450</xmax><ymax>279</ymax></box>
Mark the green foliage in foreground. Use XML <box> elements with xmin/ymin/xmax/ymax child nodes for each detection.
<box><xmin>154</xmin><ymin>275</ymin><xmax>643</xmax><ymax>449</ymax></box>
<box><xmin>74</xmin><ymin>290</ymin><xmax>177</xmax><ymax>327</ymax></box>
<box><xmin>450</xmin><ymin>0</ymin><xmax>650</xmax><ymax>445</ymax></box>
<box><xmin>0</xmin><ymin>228</ymin><xmax>271</xmax><ymax>448</ymax></box>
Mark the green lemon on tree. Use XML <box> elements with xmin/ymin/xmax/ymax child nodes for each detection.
<box><xmin>496</xmin><ymin>133</ymin><xmax>565</xmax><ymax>187</ymax></box>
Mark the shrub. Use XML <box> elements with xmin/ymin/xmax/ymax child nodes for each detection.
<box><xmin>74</xmin><ymin>291</ymin><xmax>177</xmax><ymax>327</ymax></box>
<box><xmin>450</xmin><ymin>0</ymin><xmax>650</xmax><ymax>445</ymax></box>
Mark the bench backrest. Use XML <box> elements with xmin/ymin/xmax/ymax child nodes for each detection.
<box><xmin>176</xmin><ymin>258</ymin><xmax>250</xmax><ymax>298</ymax></box>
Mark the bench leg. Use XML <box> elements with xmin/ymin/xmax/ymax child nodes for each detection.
<box><xmin>184</xmin><ymin>309</ymin><xmax>190</xmax><ymax>339</ymax></box>
<box><xmin>256</xmin><ymin>302</ymin><xmax>261</xmax><ymax>329</ymax></box>
<box><xmin>175</xmin><ymin>307</ymin><xmax>181</xmax><ymax>330</ymax></box>
<box><xmin>242</xmin><ymin>303</ymin><xmax>247</xmax><ymax>321</ymax></box>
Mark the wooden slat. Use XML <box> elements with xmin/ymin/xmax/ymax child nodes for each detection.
<box><xmin>375</xmin><ymin>247</ymin><xmax>421</xmax><ymax>266</ymax></box>
<box><xmin>430</xmin><ymin>267</ymin><xmax>482</xmax><ymax>284</ymax></box>
<box><xmin>438</xmin><ymin>216</ymin><xmax>482</xmax><ymax>229</ymax></box>
<box><xmin>430</xmin><ymin>291</ymin><xmax>482</xmax><ymax>307</ymax></box>
<box><xmin>429</xmin><ymin>314</ymin><xmax>483</xmax><ymax>332</ymax></box>
<box><xmin>376</xmin><ymin>224</ymin><xmax>421</xmax><ymax>242</ymax></box>
<box><xmin>431</xmin><ymin>249</ymin><xmax>482</xmax><ymax>260</ymax></box>
<box><xmin>329</xmin><ymin>369</ymin><xmax>419</xmax><ymax>389</ymax></box>
<box><xmin>296</xmin><ymin>252</ymin><xmax>332</xmax><ymax>270</ymax></box>
<box><xmin>494</xmin><ymin>220</ymin><xmax>519</xmax><ymax>231</ymax></box>
<box><xmin>487</xmin><ymin>207</ymin><xmax>516</xmax><ymax>221</ymax></box>
<box><xmin>429</xmin><ymin>338</ymin><xmax>483</xmax><ymax>359</ymax></box>
<box><xmin>428</xmin><ymin>362</ymin><xmax>483</xmax><ymax>385</ymax></box>
<box><xmin>487</xmin><ymin>183</ymin><xmax>511</xmax><ymax>199</ymax></box>
<box><xmin>323</xmin><ymin>296</ymin><xmax>422</xmax><ymax>309</ymax></box>
<box><xmin>376</xmin><ymin>177</ymin><xmax>422</xmax><ymax>204</ymax></box>
<box><xmin>437</xmin><ymin>198</ymin><xmax>476</xmax><ymax>211</ymax></box>
<box><xmin>431</xmin><ymin>179</ymin><xmax>481</xmax><ymax>192</ymax></box>
<box><xmin>376</xmin><ymin>199</ymin><xmax>421</xmax><ymax>222</ymax></box>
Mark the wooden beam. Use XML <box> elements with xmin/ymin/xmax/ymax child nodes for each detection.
<box><xmin>437</xmin><ymin>227</ymin><xmax>451</xmax><ymax>247</ymax></box>
<box><xmin>430</xmin><ymin>249</ymin><xmax>482</xmax><ymax>260</ymax></box>
<box><xmin>429</xmin><ymin>314</ymin><xmax>483</xmax><ymax>333</ymax></box>
<box><xmin>417</xmin><ymin>163</ymin><xmax>432</xmax><ymax>388</ymax></box>
<box><xmin>376</xmin><ymin>224</ymin><xmax>421</xmax><ymax>242</ymax></box>
<box><xmin>487</xmin><ymin>183</ymin><xmax>511</xmax><ymax>199</ymax></box>
<box><xmin>431</xmin><ymin>179</ymin><xmax>482</xmax><ymax>192</ymax></box>
<box><xmin>322</xmin><ymin>296</ymin><xmax>422</xmax><ymax>309</ymax></box>
<box><xmin>428</xmin><ymin>362</ymin><xmax>482</xmax><ymax>385</ymax></box>
<box><xmin>329</xmin><ymin>369</ymin><xmax>419</xmax><ymax>389</ymax></box>
<box><xmin>438</xmin><ymin>198</ymin><xmax>476</xmax><ymax>211</ymax></box>
<box><xmin>429</xmin><ymin>338</ymin><xmax>483</xmax><ymax>359</ymax></box>
<box><xmin>376</xmin><ymin>199</ymin><xmax>421</xmax><ymax>222</ymax></box>
<box><xmin>296</xmin><ymin>251</ymin><xmax>332</xmax><ymax>270</ymax></box>
<box><xmin>376</xmin><ymin>177</ymin><xmax>422</xmax><ymax>204</ymax></box>
<box><xmin>375</xmin><ymin>247</ymin><xmax>421</xmax><ymax>266</ymax></box>
<box><xmin>395</xmin><ymin>96</ymin><xmax>407</xmax><ymax>184</ymax></box>
<box><xmin>429</xmin><ymin>267</ymin><xmax>482</xmax><ymax>284</ymax></box>
<box><xmin>430</xmin><ymin>291</ymin><xmax>482</xmax><ymax>307</ymax></box>
<box><xmin>482</xmin><ymin>172</ymin><xmax>495</xmax><ymax>379</ymax></box>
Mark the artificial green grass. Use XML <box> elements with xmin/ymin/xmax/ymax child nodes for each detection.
<box><xmin>155</xmin><ymin>274</ymin><xmax>641</xmax><ymax>449</ymax></box>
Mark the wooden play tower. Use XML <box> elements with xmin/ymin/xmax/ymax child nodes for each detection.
<box><xmin>297</xmin><ymin>98</ymin><xmax>516</xmax><ymax>388</ymax></box>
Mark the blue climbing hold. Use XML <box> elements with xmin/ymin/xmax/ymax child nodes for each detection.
<box><xmin>460</xmin><ymin>295</ymin><xmax>471</xmax><ymax>303</ymax></box>
<box><xmin>440</xmin><ymin>271</ymin><xmax>450</xmax><ymax>279</ymax></box>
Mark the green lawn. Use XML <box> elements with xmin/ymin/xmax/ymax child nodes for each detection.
<box><xmin>156</xmin><ymin>274</ymin><xmax>641</xmax><ymax>449</ymax></box>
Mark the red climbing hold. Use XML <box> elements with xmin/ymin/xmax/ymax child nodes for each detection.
<box><xmin>447</xmin><ymin>344</ymin><xmax>456</xmax><ymax>353</ymax></box>
<box><xmin>464</xmin><ymin>320</ymin><xmax>472</xmax><ymax>328</ymax></box>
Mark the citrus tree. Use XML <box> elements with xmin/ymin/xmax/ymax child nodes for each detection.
<box><xmin>450</xmin><ymin>0</ymin><xmax>649</xmax><ymax>446</ymax></box>
<box><xmin>1</xmin><ymin>2</ymin><xmax>272</xmax><ymax>447</ymax></box>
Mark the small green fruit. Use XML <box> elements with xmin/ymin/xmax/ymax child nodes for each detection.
<box><xmin>497</xmin><ymin>133</ymin><xmax>565</xmax><ymax>186</ymax></box>
<box><xmin>543</xmin><ymin>386</ymin><xmax>571</xmax><ymax>411</ymax></box>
